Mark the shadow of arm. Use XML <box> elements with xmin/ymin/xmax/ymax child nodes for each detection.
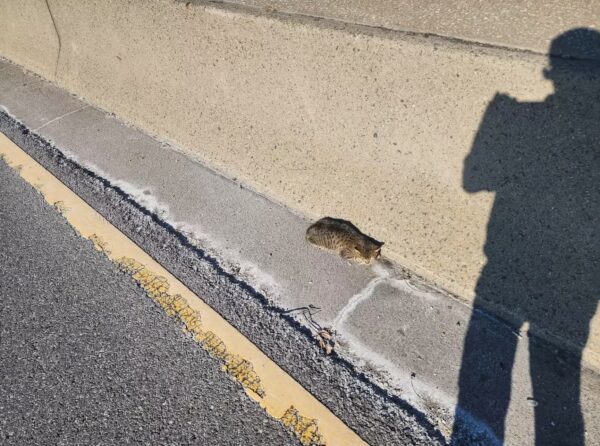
<box><xmin>463</xmin><ymin>93</ymin><xmax>516</xmax><ymax>193</ymax></box>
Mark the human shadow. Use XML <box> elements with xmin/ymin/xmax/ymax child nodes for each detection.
<box><xmin>451</xmin><ymin>29</ymin><xmax>600</xmax><ymax>445</ymax></box>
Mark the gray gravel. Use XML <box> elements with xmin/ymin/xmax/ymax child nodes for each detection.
<box><xmin>0</xmin><ymin>113</ymin><xmax>447</xmax><ymax>445</ymax></box>
<box><xmin>0</xmin><ymin>159</ymin><xmax>300</xmax><ymax>446</ymax></box>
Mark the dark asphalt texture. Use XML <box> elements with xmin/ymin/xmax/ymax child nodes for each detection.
<box><xmin>0</xmin><ymin>159</ymin><xmax>299</xmax><ymax>445</ymax></box>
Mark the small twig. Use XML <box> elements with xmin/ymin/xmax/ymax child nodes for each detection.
<box><xmin>282</xmin><ymin>305</ymin><xmax>323</xmax><ymax>332</ymax></box>
<box><xmin>282</xmin><ymin>305</ymin><xmax>336</xmax><ymax>355</ymax></box>
<box><xmin>281</xmin><ymin>304</ymin><xmax>321</xmax><ymax>315</ymax></box>
<box><xmin>410</xmin><ymin>372</ymin><xmax>424</xmax><ymax>400</ymax></box>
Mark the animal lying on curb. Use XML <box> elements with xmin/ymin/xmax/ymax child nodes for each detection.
<box><xmin>306</xmin><ymin>217</ymin><xmax>384</xmax><ymax>264</ymax></box>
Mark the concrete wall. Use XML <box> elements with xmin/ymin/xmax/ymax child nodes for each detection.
<box><xmin>223</xmin><ymin>0</ymin><xmax>600</xmax><ymax>58</ymax></box>
<box><xmin>0</xmin><ymin>0</ymin><xmax>59</xmax><ymax>76</ymax></box>
<box><xmin>1</xmin><ymin>0</ymin><xmax>598</xmax><ymax>369</ymax></box>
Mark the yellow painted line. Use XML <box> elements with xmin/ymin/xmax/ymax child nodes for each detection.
<box><xmin>0</xmin><ymin>132</ymin><xmax>369</xmax><ymax>446</ymax></box>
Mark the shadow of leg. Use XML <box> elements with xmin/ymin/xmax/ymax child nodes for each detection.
<box><xmin>451</xmin><ymin>309</ymin><xmax>518</xmax><ymax>445</ymax></box>
<box><xmin>529</xmin><ymin>338</ymin><xmax>585</xmax><ymax>446</ymax></box>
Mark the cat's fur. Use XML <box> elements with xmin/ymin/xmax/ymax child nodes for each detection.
<box><xmin>306</xmin><ymin>217</ymin><xmax>384</xmax><ymax>264</ymax></box>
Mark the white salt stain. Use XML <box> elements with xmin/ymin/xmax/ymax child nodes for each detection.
<box><xmin>332</xmin><ymin>262</ymin><xmax>501</xmax><ymax>444</ymax></box>
<box><xmin>332</xmin><ymin>262</ymin><xmax>455</xmax><ymax>423</ymax></box>
<box><xmin>0</xmin><ymin>105</ymin><xmax>20</xmax><ymax>123</ymax></box>
<box><xmin>48</xmin><ymin>154</ymin><xmax>283</xmax><ymax>298</ymax></box>
<box><xmin>333</xmin><ymin>262</ymin><xmax>392</xmax><ymax>329</ymax></box>
<box><xmin>333</xmin><ymin>262</ymin><xmax>439</xmax><ymax>331</ymax></box>
<box><xmin>175</xmin><ymin>221</ymin><xmax>281</xmax><ymax>297</ymax></box>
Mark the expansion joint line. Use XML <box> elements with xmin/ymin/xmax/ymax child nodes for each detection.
<box><xmin>45</xmin><ymin>0</ymin><xmax>62</xmax><ymax>78</ymax></box>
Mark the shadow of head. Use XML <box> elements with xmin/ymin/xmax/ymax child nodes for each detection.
<box><xmin>543</xmin><ymin>28</ymin><xmax>600</xmax><ymax>93</ymax></box>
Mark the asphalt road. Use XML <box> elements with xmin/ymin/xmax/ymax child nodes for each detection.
<box><xmin>0</xmin><ymin>159</ymin><xmax>299</xmax><ymax>445</ymax></box>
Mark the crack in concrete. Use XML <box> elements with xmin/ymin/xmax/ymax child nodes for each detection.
<box><xmin>33</xmin><ymin>105</ymin><xmax>89</xmax><ymax>132</ymax></box>
<box><xmin>44</xmin><ymin>0</ymin><xmax>62</xmax><ymax>78</ymax></box>
<box><xmin>333</xmin><ymin>262</ymin><xmax>394</xmax><ymax>331</ymax></box>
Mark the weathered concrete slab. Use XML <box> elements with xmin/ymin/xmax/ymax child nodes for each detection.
<box><xmin>30</xmin><ymin>103</ymin><xmax>376</xmax><ymax>321</ymax></box>
<box><xmin>0</xmin><ymin>62</ymin><xmax>83</xmax><ymax>130</ymax></box>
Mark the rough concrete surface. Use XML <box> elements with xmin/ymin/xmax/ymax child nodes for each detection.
<box><xmin>0</xmin><ymin>0</ymin><xmax>58</xmax><ymax>76</ymax></box>
<box><xmin>0</xmin><ymin>159</ymin><xmax>300</xmax><ymax>446</ymax></box>
<box><xmin>0</xmin><ymin>62</ymin><xmax>84</xmax><ymax>130</ymax></box>
<box><xmin>217</xmin><ymin>0</ymin><xmax>600</xmax><ymax>58</ymax></box>
<box><xmin>1</xmin><ymin>63</ymin><xmax>599</xmax><ymax>444</ymax></box>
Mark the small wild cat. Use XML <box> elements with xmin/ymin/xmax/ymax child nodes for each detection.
<box><xmin>306</xmin><ymin>217</ymin><xmax>384</xmax><ymax>264</ymax></box>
